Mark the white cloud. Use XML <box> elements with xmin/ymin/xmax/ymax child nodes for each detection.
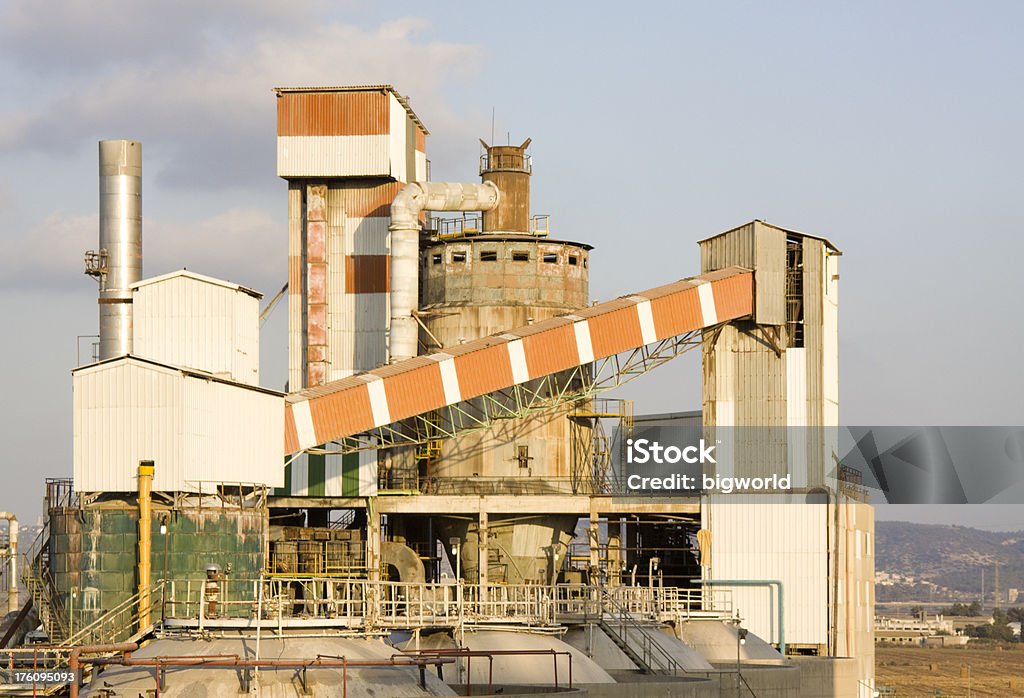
<box><xmin>0</xmin><ymin>3</ymin><xmax>483</xmax><ymax>192</ymax></box>
<box><xmin>0</xmin><ymin>207</ymin><xmax>284</xmax><ymax>293</ymax></box>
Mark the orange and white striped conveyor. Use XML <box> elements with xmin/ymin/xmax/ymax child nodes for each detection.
<box><xmin>284</xmin><ymin>266</ymin><xmax>752</xmax><ymax>454</ymax></box>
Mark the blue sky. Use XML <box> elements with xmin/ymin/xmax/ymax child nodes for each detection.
<box><xmin>1</xmin><ymin>1</ymin><xmax>1021</xmax><ymax>528</ymax></box>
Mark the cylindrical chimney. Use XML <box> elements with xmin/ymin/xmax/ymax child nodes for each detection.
<box><xmin>97</xmin><ymin>140</ymin><xmax>142</xmax><ymax>360</ymax></box>
<box><xmin>480</xmin><ymin>138</ymin><xmax>531</xmax><ymax>233</ymax></box>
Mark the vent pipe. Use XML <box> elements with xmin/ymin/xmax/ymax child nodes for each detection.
<box><xmin>137</xmin><ymin>460</ymin><xmax>154</xmax><ymax>630</ymax></box>
<box><xmin>88</xmin><ymin>140</ymin><xmax>142</xmax><ymax>360</ymax></box>
<box><xmin>0</xmin><ymin>513</ymin><xmax>17</xmax><ymax>614</ymax></box>
<box><xmin>388</xmin><ymin>181</ymin><xmax>500</xmax><ymax>362</ymax></box>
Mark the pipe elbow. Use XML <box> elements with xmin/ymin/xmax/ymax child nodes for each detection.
<box><xmin>390</xmin><ymin>182</ymin><xmax>428</xmax><ymax>231</ymax></box>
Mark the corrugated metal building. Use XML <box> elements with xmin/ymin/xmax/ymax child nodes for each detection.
<box><xmin>131</xmin><ymin>270</ymin><xmax>262</xmax><ymax>386</ymax></box>
<box><xmin>276</xmin><ymin>85</ymin><xmax>428</xmax><ymax>388</ymax></box>
<box><xmin>72</xmin><ymin>356</ymin><xmax>284</xmax><ymax>492</ymax></box>
<box><xmin>276</xmin><ymin>85</ymin><xmax>428</xmax><ymax>497</ymax></box>
<box><xmin>699</xmin><ymin>221</ymin><xmax>872</xmax><ymax>690</ymax></box>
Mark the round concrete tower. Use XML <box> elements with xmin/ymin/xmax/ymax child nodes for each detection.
<box><xmin>415</xmin><ymin>139</ymin><xmax>593</xmax><ymax>585</ymax></box>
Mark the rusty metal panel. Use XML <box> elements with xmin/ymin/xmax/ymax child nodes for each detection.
<box><xmin>708</xmin><ymin>269</ymin><xmax>754</xmax><ymax>323</ymax></box>
<box><xmin>586</xmin><ymin>301</ymin><xmax>644</xmax><ymax>358</ymax></box>
<box><xmin>331</xmin><ymin>181</ymin><xmax>402</xmax><ymax>219</ymax></box>
<box><xmin>384</xmin><ymin>362</ymin><xmax>445</xmax><ymax>420</ymax></box>
<box><xmin>344</xmin><ymin>255</ymin><xmax>389</xmax><ymax>293</ymax></box>
<box><xmin>276</xmin><ymin>90</ymin><xmax>390</xmax><ymax>136</ymax></box>
<box><xmin>284</xmin><ymin>408</ymin><xmax>299</xmax><ymax>454</ymax></box>
<box><xmin>307</xmin><ymin>386</ymin><xmax>374</xmax><ymax>442</ymax></box>
<box><xmin>521</xmin><ymin>323</ymin><xmax>577</xmax><ymax>377</ymax></box>
<box><xmin>452</xmin><ymin>342</ymin><xmax>516</xmax><ymax>399</ymax></box>
<box><xmin>648</xmin><ymin>286</ymin><xmax>703</xmax><ymax>339</ymax></box>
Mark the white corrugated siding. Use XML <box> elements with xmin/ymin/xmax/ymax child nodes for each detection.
<box><xmin>415</xmin><ymin>151</ymin><xmax>427</xmax><ymax>181</ymax></box>
<box><xmin>388</xmin><ymin>93</ymin><xmax>408</xmax><ymax>182</ymax></box>
<box><xmin>345</xmin><ymin>216</ymin><xmax>389</xmax><ymax>255</ymax></box>
<box><xmin>133</xmin><ymin>274</ymin><xmax>259</xmax><ymax>385</ymax></box>
<box><xmin>752</xmin><ymin>221</ymin><xmax>786</xmax><ymax>325</ymax></box>
<box><xmin>822</xmin><ymin>252</ymin><xmax>839</xmax><ymax>426</ymax></box>
<box><xmin>73</xmin><ymin>358</ymin><xmax>283</xmax><ymax>492</ymax></box>
<box><xmin>786</xmin><ymin>348</ymin><xmax>808</xmax><ymax>487</ymax></box>
<box><xmin>288</xmin><ymin>183</ymin><xmax>305</xmax><ymax>391</ymax></box>
<box><xmin>277</xmin><ymin>135</ymin><xmax>390</xmax><ymax>177</ymax></box>
<box><xmin>328</xmin><ymin>291</ymin><xmax>388</xmax><ymax>380</ymax></box>
<box><xmin>705</xmin><ymin>498</ymin><xmax>829</xmax><ymax>648</ymax></box>
<box><xmin>182</xmin><ymin>376</ymin><xmax>283</xmax><ymax>488</ymax></box>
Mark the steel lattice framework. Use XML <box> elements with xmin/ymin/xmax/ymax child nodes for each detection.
<box><xmin>309</xmin><ymin>329</ymin><xmax>706</xmax><ymax>456</ymax></box>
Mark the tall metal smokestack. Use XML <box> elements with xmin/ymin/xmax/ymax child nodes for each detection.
<box><xmin>87</xmin><ymin>140</ymin><xmax>142</xmax><ymax>360</ymax></box>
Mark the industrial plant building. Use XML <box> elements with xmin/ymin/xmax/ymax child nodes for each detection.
<box><xmin>0</xmin><ymin>85</ymin><xmax>874</xmax><ymax>697</ymax></box>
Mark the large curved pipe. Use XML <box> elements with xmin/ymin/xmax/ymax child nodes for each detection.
<box><xmin>388</xmin><ymin>181</ymin><xmax>500</xmax><ymax>363</ymax></box>
<box><xmin>0</xmin><ymin>513</ymin><xmax>17</xmax><ymax>614</ymax></box>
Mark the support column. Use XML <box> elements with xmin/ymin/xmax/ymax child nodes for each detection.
<box><xmin>305</xmin><ymin>184</ymin><xmax>329</xmax><ymax>387</ymax></box>
<box><xmin>588</xmin><ymin>501</ymin><xmax>600</xmax><ymax>584</ymax></box>
<box><xmin>366</xmin><ymin>499</ymin><xmax>381</xmax><ymax>627</ymax></box>
<box><xmin>478</xmin><ymin>511</ymin><xmax>489</xmax><ymax>603</ymax></box>
<box><xmin>608</xmin><ymin>517</ymin><xmax>623</xmax><ymax>588</ymax></box>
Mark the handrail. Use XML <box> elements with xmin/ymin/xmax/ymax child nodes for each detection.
<box><xmin>61</xmin><ymin>581</ymin><xmax>165</xmax><ymax>647</ymax></box>
<box><xmin>598</xmin><ymin>587</ymin><xmax>681</xmax><ymax>675</ymax></box>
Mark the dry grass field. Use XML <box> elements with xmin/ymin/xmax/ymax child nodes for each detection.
<box><xmin>876</xmin><ymin>643</ymin><xmax>1024</xmax><ymax>697</ymax></box>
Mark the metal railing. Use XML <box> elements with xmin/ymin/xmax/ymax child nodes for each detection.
<box><xmin>599</xmin><ymin>587</ymin><xmax>682</xmax><ymax>675</ymax></box>
<box><xmin>156</xmin><ymin>578</ymin><xmax>731</xmax><ymax>630</ymax></box>
<box><xmin>480</xmin><ymin>152</ymin><xmax>532</xmax><ymax>174</ymax></box>
<box><xmin>61</xmin><ymin>581</ymin><xmax>165</xmax><ymax>647</ymax></box>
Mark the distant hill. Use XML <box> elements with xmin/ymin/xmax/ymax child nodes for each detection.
<box><xmin>876</xmin><ymin>521</ymin><xmax>1024</xmax><ymax>599</ymax></box>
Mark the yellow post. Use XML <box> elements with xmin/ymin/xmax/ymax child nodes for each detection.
<box><xmin>137</xmin><ymin>460</ymin><xmax>154</xmax><ymax>630</ymax></box>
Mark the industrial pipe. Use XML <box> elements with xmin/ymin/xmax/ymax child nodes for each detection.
<box><xmin>388</xmin><ymin>181</ymin><xmax>500</xmax><ymax>362</ymax></box>
<box><xmin>698</xmin><ymin>579</ymin><xmax>785</xmax><ymax>655</ymax></box>
<box><xmin>0</xmin><ymin>513</ymin><xmax>17</xmax><ymax>614</ymax></box>
<box><xmin>95</xmin><ymin>140</ymin><xmax>142</xmax><ymax>360</ymax></box>
<box><xmin>69</xmin><ymin>643</ymin><xmax>138</xmax><ymax>698</ymax></box>
<box><xmin>137</xmin><ymin>461</ymin><xmax>154</xmax><ymax>630</ymax></box>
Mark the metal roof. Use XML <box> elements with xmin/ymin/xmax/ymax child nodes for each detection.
<box><xmin>283</xmin><ymin>266</ymin><xmax>753</xmax><ymax>454</ymax></box>
<box><xmin>72</xmin><ymin>355</ymin><xmax>285</xmax><ymax>396</ymax></box>
<box><xmin>699</xmin><ymin>220</ymin><xmax>842</xmax><ymax>255</ymax></box>
<box><xmin>272</xmin><ymin>84</ymin><xmax>429</xmax><ymax>135</ymax></box>
<box><xmin>130</xmin><ymin>269</ymin><xmax>263</xmax><ymax>299</ymax></box>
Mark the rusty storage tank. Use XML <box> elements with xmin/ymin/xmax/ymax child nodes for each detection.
<box><xmin>417</xmin><ymin>139</ymin><xmax>591</xmax><ymax>584</ymax></box>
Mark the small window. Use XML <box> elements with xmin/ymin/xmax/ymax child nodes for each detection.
<box><xmin>512</xmin><ymin>251</ymin><xmax>530</xmax><ymax>262</ymax></box>
<box><xmin>543</xmin><ymin>253</ymin><xmax>558</xmax><ymax>264</ymax></box>
<box><xmin>568</xmin><ymin>255</ymin><xmax>578</xmax><ymax>266</ymax></box>
<box><xmin>452</xmin><ymin>251</ymin><xmax>466</xmax><ymax>263</ymax></box>
<box><xmin>432</xmin><ymin>254</ymin><xmax>442</xmax><ymax>265</ymax></box>
<box><xmin>481</xmin><ymin>250</ymin><xmax>498</xmax><ymax>262</ymax></box>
